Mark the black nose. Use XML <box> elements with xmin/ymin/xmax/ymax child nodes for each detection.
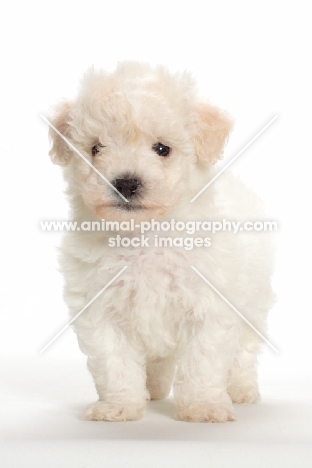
<box><xmin>112</xmin><ymin>176</ymin><xmax>141</xmax><ymax>199</ymax></box>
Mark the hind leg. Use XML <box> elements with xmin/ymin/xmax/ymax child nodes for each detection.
<box><xmin>146</xmin><ymin>356</ymin><xmax>176</xmax><ymax>400</ymax></box>
<box><xmin>227</xmin><ymin>330</ymin><xmax>261</xmax><ymax>404</ymax></box>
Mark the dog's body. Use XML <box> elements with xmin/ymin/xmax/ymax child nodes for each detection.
<box><xmin>49</xmin><ymin>62</ymin><xmax>275</xmax><ymax>422</ymax></box>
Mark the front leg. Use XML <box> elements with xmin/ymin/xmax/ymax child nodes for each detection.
<box><xmin>174</xmin><ymin>314</ymin><xmax>238</xmax><ymax>423</ymax></box>
<box><xmin>84</xmin><ymin>324</ymin><xmax>148</xmax><ymax>421</ymax></box>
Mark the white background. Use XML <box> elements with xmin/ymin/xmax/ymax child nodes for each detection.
<box><xmin>1</xmin><ymin>1</ymin><xmax>312</xmax><ymax>467</ymax></box>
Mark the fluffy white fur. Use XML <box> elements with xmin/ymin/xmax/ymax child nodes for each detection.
<box><xmin>48</xmin><ymin>62</ymin><xmax>275</xmax><ymax>422</ymax></box>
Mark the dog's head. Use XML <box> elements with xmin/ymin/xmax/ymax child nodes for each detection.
<box><xmin>49</xmin><ymin>62</ymin><xmax>232</xmax><ymax>220</ymax></box>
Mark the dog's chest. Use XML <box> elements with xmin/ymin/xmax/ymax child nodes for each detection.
<box><xmin>125</xmin><ymin>249</ymin><xmax>189</xmax><ymax>301</ymax></box>
<box><xmin>119</xmin><ymin>249</ymin><xmax>192</xmax><ymax>356</ymax></box>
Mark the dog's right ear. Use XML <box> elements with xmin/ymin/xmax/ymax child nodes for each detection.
<box><xmin>48</xmin><ymin>101</ymin><xmax>73</xmax><ymax>166</ymax></box>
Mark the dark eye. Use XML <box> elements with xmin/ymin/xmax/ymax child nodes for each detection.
<box><xmin>91</xmin><ymin>143</ymin><xmax>105</xmax><ymax>156</ymax></box>
<box><xmin>152</xmin><ymin>142</ymin><xmax>171</xmax><ymax>157</ymax></box>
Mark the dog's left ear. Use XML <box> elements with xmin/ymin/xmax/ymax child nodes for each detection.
<box><xmin>193</xmin><ymin>102</ymin><xmax>233</xmax><ymax>165</ymax></box>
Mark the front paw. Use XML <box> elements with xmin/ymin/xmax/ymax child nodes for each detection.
<box><xmin>85</xmin><ymin>400</ymin><xmax>145</xmax><ymax>422</ymax></box>
<box><xmin>176</xmin><ymin>401</ymin><xmax>236</xmax><ymax>423</ymax></box>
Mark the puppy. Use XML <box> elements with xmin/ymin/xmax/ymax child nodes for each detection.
<box><xmin>48</xmin><ymin>62</ymin><xmax>275</xmax><ymax>422</ymax></box>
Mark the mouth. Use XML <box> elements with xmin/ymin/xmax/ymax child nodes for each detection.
<box><xmin>94</xmin><ymin>202</ymin><xmax>166</xmax><ymax>218</ymax></box>
<box><xmin>114</xmin><ymin>203</ymin><xmax>145</xmax><ymax>212</ymax></box>
<box><xmin>95</xmin><ymin>202</ymin><xmax>145</xmax><ymax>213</ymax></box>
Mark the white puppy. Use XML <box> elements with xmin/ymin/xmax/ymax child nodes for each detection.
<box><xmin>48</xmin><ymin>62</ymin><xmax>275</xmax><ymax>422</ymax></box>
